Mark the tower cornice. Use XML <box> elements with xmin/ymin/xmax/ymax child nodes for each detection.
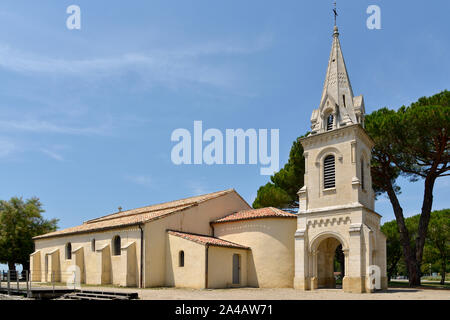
<box><xmin>300</xmin><ymin>124</ymin><xmax>375</xmax><ymax>149</ymax></box>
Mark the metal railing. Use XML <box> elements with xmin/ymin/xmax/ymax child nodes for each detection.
<box><xmin>0</xmin><ymin>270</ymin><xmax>31</xmax><ymax>298</ymax></box>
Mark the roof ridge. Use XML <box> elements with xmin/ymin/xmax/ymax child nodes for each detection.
<box><xmin>213</xmin><ymin>206</ymin><xmax>297</xmax><ymax>224</ymax></box>
<box><xmin>269</xmin><ymin>207</ymin><xmax>279</xmax><ymax>214</ymax></box>
<box><xmin>84</xmin><ymin>188</ymin><xmax>234</xmax><ymax>224</ymax></box>
<box><xmin>33</xmin><ymin>189</ymin><xmax>238</xmax><ymax>240</ymax></box>
<box><xmin>85</xmin><ymin>202</ymin><xmax>197</xmax><ymax>224</ymax></box>
<box><xmin>167</xmin><ymin>229</ymin><xmax>249</xmax><ymax>249</ymax></box>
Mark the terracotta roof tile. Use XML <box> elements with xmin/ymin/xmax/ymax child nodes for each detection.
<box><xmin>167</xmin><ymin>230</ymin><xmax>249</xmax><ymax>250</ymax></box>
<box><xmin>34</xmin><ymin>189</ymin><xmax>235</xmax><ymax>240</ymax></box>
<box><xmin>213</xmin><ymin>207</ymin><xmax>297</xmax><ymax>224</ymax></box>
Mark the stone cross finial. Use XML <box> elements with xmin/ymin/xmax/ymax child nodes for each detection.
<box><xmin>333</xmin><ymin>1</ymin><xmax>338</xmax><ymax>26</ymax></box>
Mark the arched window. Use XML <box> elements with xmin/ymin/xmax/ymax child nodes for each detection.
<box><xmin>179</xmin><ymin>251</ymin><xmax>185</xmax><ymax>267</ymax></box>
<box><xmin>91</xmin><ymin>239</ymin><xmax>96</xmax><ymax>252</ymax></box>
<box><xmin>361</xmin><ymin>159</ymin><xmax>365</xmax><ymax>190</ymax></box>
<box><xmin>112</xmin><ymin>235</ymin><xmax>121</xmax><ymax>256</ymax></box>
<box><xmin>326</xmin><ymin>114</ymin><xmax>334</xmax><ymax>131</ymax></box>
<box><xmin>65</xmin><ymin>242</ymin><xmax>72</xmax><ymax>260</ymax></box>
<box><xmin>324</xmin><ymin>155</ymin><xmax>336</xmax><ymax>189</ymax></box>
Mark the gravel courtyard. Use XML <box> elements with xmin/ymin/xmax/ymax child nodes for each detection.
<box><xmin>72</xmin><ymin>286</ymin><xmax>450</xmax><ymax>300</ymax></box>
<box><xmin>2</xmin><ymin>282</ymin><xmax>449</xmax><ymax>300</ymax></box>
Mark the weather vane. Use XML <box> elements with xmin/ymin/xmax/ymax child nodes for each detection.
<box><xmin>333</xmin><ymin>1</ymin><xmax>338</xmax><ymax>26</ymax></box>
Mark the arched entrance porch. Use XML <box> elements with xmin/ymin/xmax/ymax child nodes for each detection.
<box><xmin>309</xmin><ymin>232</ymin><xmax>349</xmax><ymax>290</ymax></box>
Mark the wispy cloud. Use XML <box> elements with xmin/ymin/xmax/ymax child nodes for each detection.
<box><xmin>40</xmin><ymin>148</ymin><xmax>64</xmax><ymax>161</ymax></box>
<box><xmin>187</xmin><ymin>181</ymin><xmax>209</xmax><ymax>195</ymax></box>
<box><xmin>0</xmin><ymin>138</ymin><xmax>16</xmax><ymax>158</ymax></box>
<box><xmin>0</xmin><ymin>34</ymin><xmax>273</xmax><ymax>89</ymax></box>
<box><xmin>0</xmin><ymin>118</ymin><xmax>112</xmax><ymax>136</ymax></box>
<box><xmin>124</xmin><ymin>174</ymin><xmax>153</xmax><ymax>187</ymax></box>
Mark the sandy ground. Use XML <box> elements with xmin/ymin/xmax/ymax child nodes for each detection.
<box><xmin>2</xmin><ymin>282</ymin><xmax>449</xmax><ymax>300</ymax></box>
<box><xmin>59</xmin><ymin>286</ymin><xmax>450</xmax><ymax>300</ymax></box>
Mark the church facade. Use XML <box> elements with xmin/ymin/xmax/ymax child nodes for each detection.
<box><xmin>30</xmin><ymin>24</ymin><xmax>387</xmax><ymax>293</ymax></box>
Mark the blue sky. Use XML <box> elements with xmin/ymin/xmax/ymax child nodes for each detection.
<box><xmin>0</xmin><ymin>0</ymin><xmax>449</xmax><ymax>243</ymax></box>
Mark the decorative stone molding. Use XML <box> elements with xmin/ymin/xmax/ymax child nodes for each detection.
<box><xmin>307</xmin><ymin>216</ymin><xmax>350</xmax><ymax>228</ymax></box>
<box><xmin>352</xmin><ymin>176</ymin><xmax>361</xmax><ymax>186</ymax></box>
<box><xmin>363</xmin><ymin>211</ymin><xmax>381</xmax><ymax>229</ymax></box>
<box><xmin>349</xmin><ymin>223</ymin><xmax>362</xmax><ymax>233</ymax></box>
<box><xmin>299</xmin><ymin>202</ymin><xmax>364</xmax><ymax>215</ymax></box>
<box><xmin>297</xmin><ymin>186</ymin><xmax>307</xmax><ymax>195</ymax></box>
<box><xmin>295</xmin><ymin>229</ymin><xmax>307</xmax><ymax>238</ymax></box>
<box><xmin>314</xmin><ymin>146</ymin><xmax>343</xmax><ymax>164</ymax></box>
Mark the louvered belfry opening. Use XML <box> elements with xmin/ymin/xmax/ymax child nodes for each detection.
<box><xmin>324</xmin><ymin>155</ymin><xmax>336</xmax><ymax>189</ymax></box>
<box><xmin>326</xmin><ymin>114</ymin><xmax>334</xmax><ymax>131</ymax></box>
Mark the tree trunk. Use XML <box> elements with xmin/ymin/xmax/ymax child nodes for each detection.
<box><xmin>387</xmin><ymin>258</ymin><xmax>400</xmax><ymax>283</ymax></box>
<box><xmin>441</xmin><ymin>260</ymin><xmax>446</xmax><ymax>285</ymax></box>
<box><xmin>415</xmin><ymin>175</ymin><xmax>436</xmax><ymax>274</ymax></box>
<box><xmin>7</xmin><ymin>261</ymin><xmax>16</xmax><ymax>271</ymax></box>
<box><xmin>20</xmin><ymin>260</ymin><xmax>30</xmax><ymax>272</ymax></box>
<box><xmin>384</xmin><ymin>180</ymin><xmax>421</xmax><ymax>286</ymax></box>
<box><xmin>21</xmin><ymin>260</ymin><xmax>31</xmax><ymax>278</ymax></box>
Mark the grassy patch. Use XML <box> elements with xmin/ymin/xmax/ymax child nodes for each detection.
<box><xmin>389</xmin><ymin>280</ymin><xmax>450</xmax><ymax>290</ymax></box>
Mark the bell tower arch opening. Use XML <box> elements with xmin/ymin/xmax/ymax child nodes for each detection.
<box><xmin>316</xmin><ymin>237</ymin><xmax>341</xmax><ymax>289</ymax></box>
<box><xmin>309</xmin><ymin>232</ymin><xmax>348</xmax><ymax>290</ymax></box>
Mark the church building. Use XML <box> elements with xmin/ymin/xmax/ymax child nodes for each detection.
<box><xmin>30</xmin><ymin>22</ymin><xmax>387</xmax><ymax>293</ymax></box>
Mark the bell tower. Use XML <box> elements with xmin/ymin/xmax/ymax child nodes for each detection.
<box><xmin>293</xmin><ymin>19</ymin><xmax>387</xmax><ymax>293</ymax></box>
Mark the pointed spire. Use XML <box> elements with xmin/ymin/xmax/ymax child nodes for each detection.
<box><xmin>318</xmin><ymin>21</ymin><xmax>357</xmax><ymax>128</ymax></box>
<box><xmin>309</xmin><ymin>10</ymin><xmax>366</xmax><ymax>134</ymax></box>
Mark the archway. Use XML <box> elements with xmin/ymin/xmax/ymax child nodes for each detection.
<box><xmin>316</xmin><ymin>237</ymin><xmax>342</xmax><ymax>288</ymax></box>
<box><xmin>310</xmin><ymin>232</ymin><xmax>348</xmax><ymax>290</ymax></box>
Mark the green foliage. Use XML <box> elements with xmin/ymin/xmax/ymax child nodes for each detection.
<box><xmin>392</xmin><ymin>90</ymin><xmax>449</xmax><ymax>178</ymax></box>
<box><xmin>423</xmin><ymin>209</ymin><xmax>450</xmax><ymax>283</ymax></box>
<box><xmin>366</xmin><ymin>90</ymin><xmax>449</xmax><ymax>193</ymax></box>
<box><xmin>364</xmin><ymin>108</ymin><xmax>402</xmax><ymax>196</ymax></box>
<box><xmin>381</xmin><ymin>219</ymin><xmax>403</xmax><ymax>279</ymax></box>
<box><xmin>366</xmin><ymin>90</ymin><xmax>449</xmax><ymax>286</ymax></box>
<box><xmin>0</xmin><ymin>197</ymin><xmax>58</xmax><ymax>269</ymax></box>
<box><xmin>252</xmin><ymin>137</ymin><xmax>306</xmax><ymax>212</ymax></box>
<box><xmin>382</xmin><ymin>209</ymin><xmax>450</xmax><ymax>281</ymax></box>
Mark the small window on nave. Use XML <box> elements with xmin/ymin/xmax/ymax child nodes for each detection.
<box><xmin>179</xmin><ymin>251</ymin><xmax>185</xmax><ymax>267</ymax></box>
<box><xmin>112</xmin><ymin>235</ymin><xmax>121</xmax><ymax>256</ymax></box>
<box><xmin>65</xmin><ymin>242</ymin><xmax>72</xmax><ymax>260</ymax></box>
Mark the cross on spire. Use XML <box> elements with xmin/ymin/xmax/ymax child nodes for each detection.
<box><xmin>333</xmin><ymin>1</ymin><xmax>338</xmax><ymax>26</ymax></box>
